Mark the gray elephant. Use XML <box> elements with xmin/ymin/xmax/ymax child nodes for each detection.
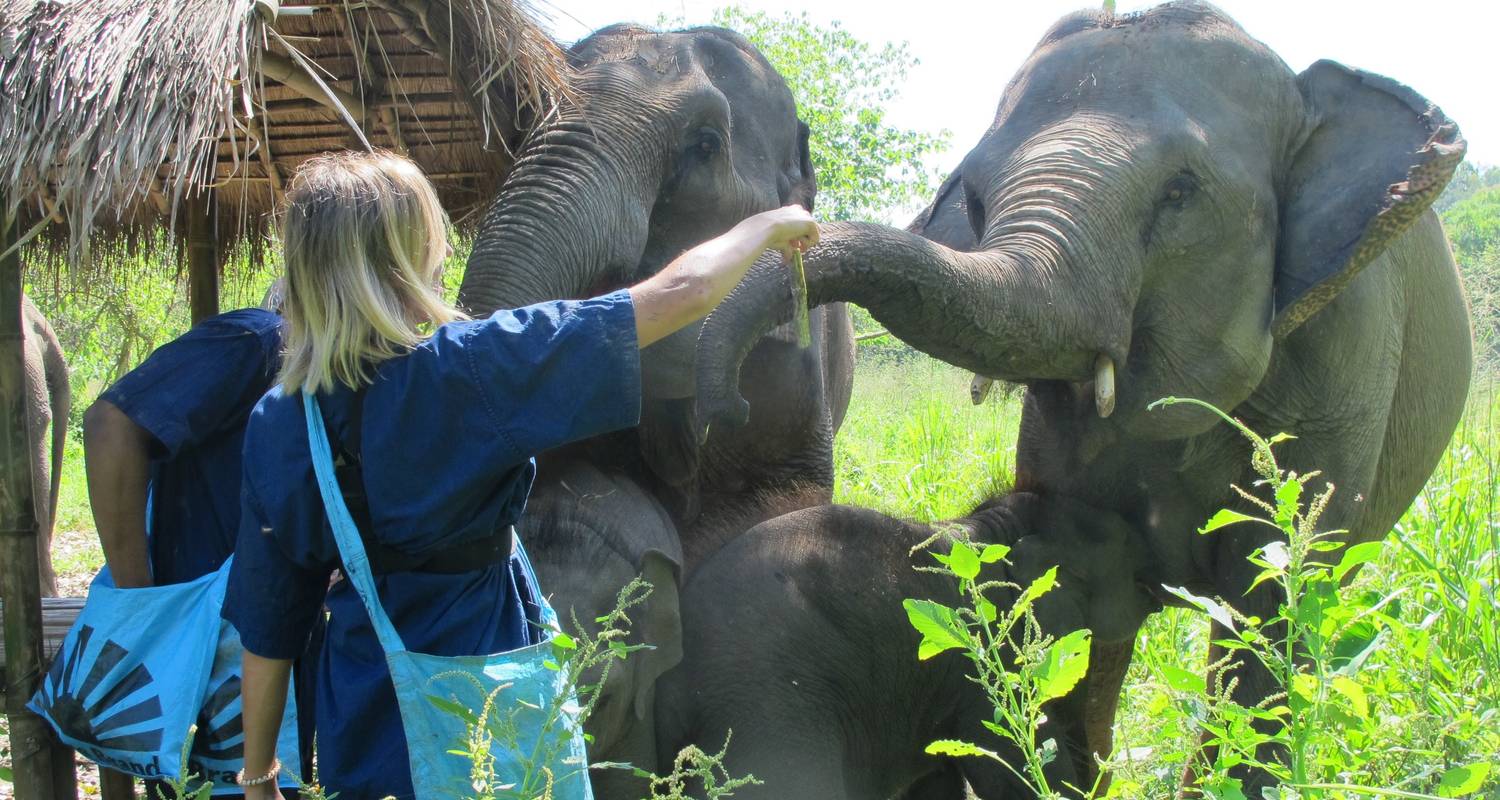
<box><xmin>4</xmin><ymin>295</ymin><xmax>70</xmax><ymax>598</ymax></box>
<box><xmin>459</xmin><ymin>24</ymin><xmax>855</xmax><ymax>571</ymax></box>
<box><xmin>519</xmin><ymin>458</ymin><xmax>683</xmax><ymax>797</ymax></box>
<box><xmin>653</xmin><ymin>492</ymin><xmax>1158</xmax><ymax>800</ymax></box>
<box><xmin>695</xmin><ymin>2</ymin><xmax>1471</xmax><ymax>789</ymax></box>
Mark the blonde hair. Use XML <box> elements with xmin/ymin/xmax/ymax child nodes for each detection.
<box><xmin>278</xmin><ymin>151</ymin><xmax>466</xmax><ymax>394</ymax></box>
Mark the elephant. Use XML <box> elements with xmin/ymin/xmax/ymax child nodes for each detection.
<box><xmin>2</xmin><ymin>294</ymin><xmax>70</xmax><ymax>598</ymax></box>
<box><xmin>693</xmin><ymin>1</ymin><xmax>1471</xmax><ymax>790</ymax></box>
<box><xmin>653</xmin><ymin>491</ymin><xmax>1159</xmax><ymax>800</ymax></box>
<box><xmin>458</xmin><ymin>24</ymin><xmax>855</xmax><ymax>571</ymax></box>
<box><xmin>518</xmin><ymin>458</ymin><xmax>684</xmax><ymax>797</ymax></box>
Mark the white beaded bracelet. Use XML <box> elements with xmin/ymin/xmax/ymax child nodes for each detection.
<box><xmin>236</xmin><ymin>757</ymin><xmax>281</xmax><ymax>787</ymax></box>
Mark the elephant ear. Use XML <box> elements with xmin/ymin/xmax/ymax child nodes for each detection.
<box><xmin>780</xmin><ymin>120</ymin><xmax>818</xmax><ymax>212</ymax></box>
<box><xmin>908</xmin><ymin>168</ymin><xmax>979</xmax><ymax>252</ymax></box>
<box><xmin>633</xmin><ymin>549</ymin><xmax>684</xmax><ymax>721</ymax></box>
<box><xmin>1273</xmin><ymin>60</ymin><xmax>1466</xmax><ymax>338</ymax></box>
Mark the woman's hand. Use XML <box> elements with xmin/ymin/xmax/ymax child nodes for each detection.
<box><xmin>630</xmin><ymin>205</ymin><xmax>820</xmax><ymax>348</ymax></box>
<box><xmin>735</xmin><ymin>205</ymin><xmax>819</xmax><ymax>260</ymax></box>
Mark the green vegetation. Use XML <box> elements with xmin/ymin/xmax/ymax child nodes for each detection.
<box><xmin>1442</xmin><ymin>182</ymin><xmax>1500</xmax><ymax>370</ymax></box>
<box><xmin>847</xmin><ymin>355</ymin><xmax>1499</xmax><ymax>799</ymax></box>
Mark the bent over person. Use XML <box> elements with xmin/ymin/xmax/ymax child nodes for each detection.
<box><xmin>83</xmin><ymin>279</ymin><xmax>318</xmax><ymax>795</ymax></box>
<box><xmin>224</xmin><ymin>150</ymin><xmax>817</xmax><ymax>800</ymax></box>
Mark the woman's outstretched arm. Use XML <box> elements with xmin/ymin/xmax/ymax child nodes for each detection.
<box><xmin>630</xmin><ymin>205</ymin><xmax>817</xmax><ymax>348</ymax></box>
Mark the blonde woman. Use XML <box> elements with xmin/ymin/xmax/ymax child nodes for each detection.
<box><xmin>224</xmin><ymin>151</ymin><xmax>816</xmax><ymax>799</ymax></box>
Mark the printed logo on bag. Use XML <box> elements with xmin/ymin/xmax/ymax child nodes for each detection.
<box><xmin>189</xmin><ymin>675</ymin><xmax>250</xmax><ymax>787</ymax></box>
<box><xmin>34</xmin><ymin>625</ymin><xmax>167</xmax><ymax>774</ymax></box>
<box><xmin>195</xmin><ymin>675</ymin><xmax>246</xmax><ymax>761</ymax></box>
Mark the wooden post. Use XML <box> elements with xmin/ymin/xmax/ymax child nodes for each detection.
<box><xmin>98</xmin><ymin>768</ymin><xmax>136</xmax><ymax>799</ymax></box>
<box><xmin>0</xmin><ymin>199</ymin><xmax>68</xmax><ymax>799</ymax></box>
<box><xmin>187</xmin><ymin>189</ymin><xmax>219</xmax><ymax>324</ymax></box>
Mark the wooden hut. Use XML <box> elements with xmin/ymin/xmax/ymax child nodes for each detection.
<box><xmin>0</xmin><ymin>0</ymin><xmax>572</xmax><ymax>795</ymax></box>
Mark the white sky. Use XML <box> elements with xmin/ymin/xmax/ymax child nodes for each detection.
<box><xmin>533</xmin><ymin>0</ymin><xmax>1495</xmax><ymax>185</ymax></box>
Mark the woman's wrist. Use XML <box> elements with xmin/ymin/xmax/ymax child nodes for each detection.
<box><xmin>237</xmin><ymin>757</ymin><xmax>281</xmax><ymax>787</ymax></box>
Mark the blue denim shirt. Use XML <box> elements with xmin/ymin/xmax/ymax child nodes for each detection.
<box><xmin>100</xmin><ymin>308</ymin><xmax>283</xmax><ymax>584</ymax></box>
<box><xmin>224</xmin><ymin>291</ymin><xmax>641</xmax><ymax>799</ymax></box>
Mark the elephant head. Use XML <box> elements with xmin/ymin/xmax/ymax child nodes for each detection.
<box><xmin>460</xmin><ymin>24</ymin><xmax>813</xmax><ymax>404</ymax></box>
<box><xmin>520</xmin><ymin>459</ymin><xmax>683</xmax><ymax>772</ymax></box>
<box><xmin>697</xmin><ymin>1</ymin><xmax>1464</xmax><ymax>458</ymax></box>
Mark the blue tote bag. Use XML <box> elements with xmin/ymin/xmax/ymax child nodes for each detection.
<box><xmin>188</xmin><ymin>616</ymin><xmax>303</xmax><ymax>795</ymax></box>
<box><xmin>28</xmin><ymin>564</ymin><xmax>224</xmax><ymax>779</ymax></box>
<box><xmin>29</xmin><ymin>559</ymin><xmax>302</xmax><ymax>792</ymax></box>
<box><xmin>304</xmin><ymin>393</ymin><xmax>593</xmax><ymax>800</ymax></box>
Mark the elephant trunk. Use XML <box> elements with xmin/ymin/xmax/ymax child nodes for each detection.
<box><xmin>694</xmin><ymin>221</ymin><xmax>1130</xmax><ymax>433</ymax></box>
<box><xmin>459</xmin><ymin>80</ymin><xmax>672</xmax><ymax>313</ymax></box>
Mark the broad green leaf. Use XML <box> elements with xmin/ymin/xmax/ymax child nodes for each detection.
<box><xmin>979</xmin><ymin>543</ymin><xmax>1011</xmax><ymax>564</ymax></box>
<box><xmin>1158</xmin><ymin>664</ymin><xmax>1202</xmax><ymax>694</ymax></box>
<box><xmin>925</xmin><ymin>739</ymin><xmax>1000</xmax><ymax>760</ymax></box>
<box><xmin>1330</xmin><ymin>676</ymin><xmax>1368</xmax><ymax>719</ymax></box>
<box><xmin>1034</xmin><ymin>629</ymin><xmax>1092</xmax><ymax>702</ymax></box>
<box><xmin>1274</xmin><ymin>479</ymin><xmax>1302</xmax><ymax>526</ymax></box>
<box><xmin>948</xmin><ymin>540</ymin><xmax>981</xmax><ymax>581</ymax></box>
<box><xmin>978</xmin><ymin>598</ymin><xmax>998</xmax><ymax>623</ymax></box>
<box><xmin>1021</xmin><ymin>567</ymin><xmax>1060</xmax><ymax>605</ymax></box>
<box><xmin>551</xmin><ymin>632</ymin><xmax>577</xmax><ymax>651</ymax></box>
<box><xmin>1203</xmin><ymin>776</ymin><xmax>1247</xmax><ymax>800</ymax></box>
<box><xmin>426</xmin><ymin>694</ymin><xmax>479</xmax><ymax>725</ymax></box>
<box><xmin>903</xmin><ymin>599</ymin><xmax>970</xmax><ymax>660</ymax></box>
<box><xmin>1289</xmin><ymin>673</ymin><xmax>1319</xmax><ymax>706</ymax></box>
<box><xmin>1437</xmin><ymin>762</ymin><xmax>1491</xmax><ymax>797</ymax></box>
<box><xmin>1332</xmin><ymin>540</ymin><xmax>1385</xmax><ymax>582</ymax></box>
<box><xmin>1163</xmin><ymin>585</ymin><xmax>1238</xmax><ymax>632</ymax></box>
<box><xmin>1199</xmin><ymin>508</ymin><xmax>1260</xmax><ymax>534</ymax></box>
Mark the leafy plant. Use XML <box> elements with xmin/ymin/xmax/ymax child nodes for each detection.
<box><xmin>436</xmin><ymin>575</ymin><xmax>758</xmax><ymax>800</ymax></box>
<box><xmin>903</xmin><ymin>529</ymin><xmax>1096</xmax><ymax>799</ymax></box>
<box><xmin>1145</xmin><ymin>397</ymin><xmax>1495</xmax><ymax>799</ymax></box>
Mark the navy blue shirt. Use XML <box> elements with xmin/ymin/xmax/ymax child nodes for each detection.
<box><xmin>101</xmin><ymin>309</ymin><xmax>283</xmax><ymax>584</ymax></box>
<box><xmin>224</xmin><ymin>291</ymin><xmax>641</xmax><ymax>800</ymax></box>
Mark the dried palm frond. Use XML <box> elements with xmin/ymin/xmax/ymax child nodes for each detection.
<box><xmin>0</xmin><ymin>0</ymin><xmax>572</xmax><ymax>280</ymax></box>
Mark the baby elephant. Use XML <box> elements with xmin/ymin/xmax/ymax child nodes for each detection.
<box><xmin>652</xmin><ymin>492</ymin><xmax>1159</xmax><ymax>800</ymax></box>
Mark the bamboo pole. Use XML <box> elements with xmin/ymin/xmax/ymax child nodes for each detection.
<box><xmin>0</xmin><ymin>196</ymin><xmax>68</xmax><ymax>799</ymax></box>
<box><xmin>259</xmin><ymin>51</ymin><xmax>369</xmax><ymax>126</ymax></box>
<box><xmin>187</xmin><ymin>190</ymin><xmax>219</xmax><ymax>324</ymax></box>
<box><xmin>247</xmin><ymin>117</ymin><xmax>285</xmax><ymax>205</ymax></box>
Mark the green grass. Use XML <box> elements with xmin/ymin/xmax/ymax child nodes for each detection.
<box><xmin>834</xmin><ymin>353</ymin><xmax>1020</xmax><ymax>519</ymax></box>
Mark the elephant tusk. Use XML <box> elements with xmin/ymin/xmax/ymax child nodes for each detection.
<box><xmin>970</xmin><ymin>374</ymin><xmax>995</xmax><ymax>405</ymax></box>
<box><xmin>1094</xmin><ymin>354</ymin><xmax>1115</xmax><ymax>418</ymax></box>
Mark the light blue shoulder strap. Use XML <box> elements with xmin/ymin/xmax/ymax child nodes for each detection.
<box><xmin>303</xmin><ymin>393</ymin><xmax>407</xmax><ymax>656</ymax></box>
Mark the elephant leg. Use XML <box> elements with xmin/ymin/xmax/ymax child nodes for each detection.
<box><xmin>24</xmin><ymin>343</ymin><xmax>58</xmax><ymax>598</ymax></box>
<box><xmin>1080</xmin><ymin>634</ymin><xmax>1135</xmax><ymax>794</ymax></box>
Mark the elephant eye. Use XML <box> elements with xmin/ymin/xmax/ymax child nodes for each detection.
<box><xmin>693</xmin><ymin>127</ymin><xmax>725</xmax><ymax>157</ymax></box>
<box><xmin>1160</xmin><ymin>174</ymin><xmax>1198</xmax><ymax>206</ymax></box>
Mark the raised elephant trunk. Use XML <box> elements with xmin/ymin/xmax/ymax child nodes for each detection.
<box><xmin>694</xmin><ymin>221</ymin><xmax>1130</xmax><ymax>432</ymax></box>
<box><xmin>459</xmin><ymin>77</ymin><xmax>675</xmax><ymax>313</ymax></box>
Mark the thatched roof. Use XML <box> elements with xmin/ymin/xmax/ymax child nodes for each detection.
<box><xmin>0</xmin><ymin>0</ymin><xmax>572</xmax><ymax>275</ymax></box>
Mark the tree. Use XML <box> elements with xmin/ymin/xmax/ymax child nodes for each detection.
<box><xmin>1435</xmin><ymin>161</ymin><xmax>1500</xmax><ymax>214</ymax></box>
<box><xmin>1442</xmin><ymin>186</ymin><xmax>1500</xmax><ymax>372</ymax></box>
<box><xmin>690</xmin><ymin>7</ymin><xmax>951</xmax><ymax>224</ymax></box>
